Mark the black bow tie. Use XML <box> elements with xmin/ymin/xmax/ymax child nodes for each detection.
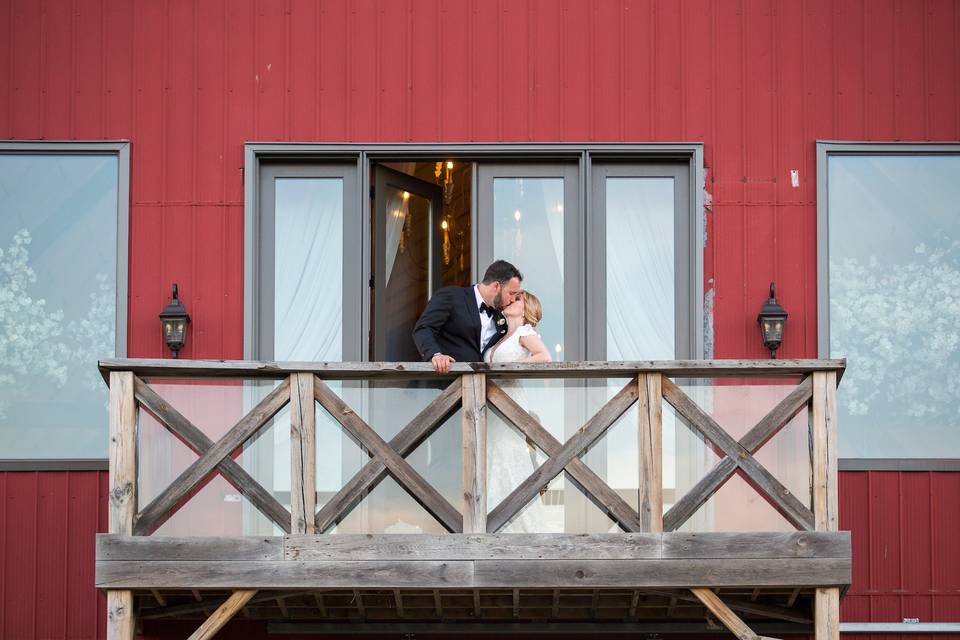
<box><xmin>479</xmin><ymin>302</ymin><xmax>495</xmax><ymax>317</ymax></box>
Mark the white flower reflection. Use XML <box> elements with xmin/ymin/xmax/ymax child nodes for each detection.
<box><xmin>831</xmin><ymin>238</ymin><xmax>960</xmax><ymax>422</ymax></box>
<box><xmin>0</xmin><ymin>229</ymin><xmax>115</xmax><ymax>416</ymax></box>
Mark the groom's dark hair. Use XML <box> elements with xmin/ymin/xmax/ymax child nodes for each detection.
<box><xmin>482</xmin><ymin>260</ymin><xmax>523</xmax><ymax>285</ymax></box>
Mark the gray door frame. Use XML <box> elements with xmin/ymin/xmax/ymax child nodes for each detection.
<box><xmin>244</xmin><ymin>143</ymin><xmax>705</xmax><ymax>361</ymax></box>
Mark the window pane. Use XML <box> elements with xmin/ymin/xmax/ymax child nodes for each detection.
<box><xmin>493</xmin><ymin>177</ymin><xmax>565</xmax><ymax>360</ymax></box>
<box><xmin>606</xmin><ymin>177</ymin><xmax>675</xmax><ymax>359</ymax></box>
<box><xmin>828</xmin><ymin>154</ymin><xmax>960</xmax><ymax>457</ymax></box>
<box><xmin>274</xmin><ymin>178</ymin><xmax>343</xmax><ymax>361</ymax></box>
<box><xmin>0</xmin><ymin>154</ymin><xmax>118</xmax><ymax>458</ymax></box>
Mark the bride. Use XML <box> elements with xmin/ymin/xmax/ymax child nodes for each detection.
<box><xmin>484</xmin><ymin>291</ymin><xmax>552</xmax><ymax>532</ymax></box>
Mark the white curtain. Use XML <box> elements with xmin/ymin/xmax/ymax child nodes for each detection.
<box><xmin>274</xmin><ymin>178</ymin><xmax>343</xmax><ymax>361</ymax></box>
<box><xmin>384</xmin><ymin>187</ymin><xmax>409</xmax><ymax>285</ymax></box>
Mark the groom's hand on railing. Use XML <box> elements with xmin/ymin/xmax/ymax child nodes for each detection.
<box><xmin>431</xmin><ymin>353</ymin><xmax>455</xmax><ymax>373</ymax></box>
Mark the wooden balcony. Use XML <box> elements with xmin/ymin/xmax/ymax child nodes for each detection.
<box><xmin>96</xmin><ymin>359</ymin><xmax>848</xmax><ymax>639</ymax></box>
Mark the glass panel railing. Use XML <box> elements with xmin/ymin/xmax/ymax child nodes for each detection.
<box><xmin>137</xmin><ymin>378</ymin><xmax>287</xmax><ymax>537</ymax></box>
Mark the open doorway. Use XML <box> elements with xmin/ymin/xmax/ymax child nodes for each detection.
<box><xmin>371</xmin><ymin>160</ymin><xmax>472</xmax><ymax>361</ymax></box>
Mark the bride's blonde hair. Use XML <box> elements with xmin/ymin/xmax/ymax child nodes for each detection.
<box><xmin>522</xmin><ymin>291</ymin><xmax>543</xmax><ymax>327</ymax></box>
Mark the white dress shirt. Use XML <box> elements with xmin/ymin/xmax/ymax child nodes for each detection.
<box><xmin>474</xmin><ymin>284</ymin><xmax>497</xmax><ymax>350</ymax></box>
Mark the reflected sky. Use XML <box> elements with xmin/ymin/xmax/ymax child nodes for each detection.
<box><xmin>828</xmin><ymin>154</ymin><xmax>960</xmax><ymax>457</ymax></box>
<box><xmin>0</xmin><ymin>154</ymin><xmax>118</xmax><ymax>458</ymax></box>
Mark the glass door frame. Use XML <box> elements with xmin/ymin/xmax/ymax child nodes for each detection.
<box><xmin>244</xmin><ymin>143</ymin><xmax>705</xmax><ymax>362</ymax></box>
<box><xmin>476</xmin><ymin>162</ymin><xmax>583</xmax><ymax>361</ymax></box>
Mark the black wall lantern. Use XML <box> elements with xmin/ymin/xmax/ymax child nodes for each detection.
<box><xmin>758</xmin><ymin>282</ymin><xmax>788</xmax><ymax>358</ymax></box>
<box><xmin>159</xmin><ymin>283</ymin><xmax>190</xmax><ymax>358</ymax></box>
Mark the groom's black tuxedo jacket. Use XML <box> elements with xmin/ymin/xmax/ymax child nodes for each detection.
<box><xmin>413</xmin><ymin>286</ymin><xmax>508</xmax><ymax>363</ymax></box>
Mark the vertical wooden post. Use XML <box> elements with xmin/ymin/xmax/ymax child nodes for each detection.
<box><xmin>812</xmin><ymin>370</ymin><xmax>840</xmax><ymax>640</ymax></box>
<box><xmin>461</xmin><ymin>373</ymin><xmax>487</xmax><ymax>533</ymax></box>
<box><xmin>290</xmin><ymin>373</ymin><xmax>317</xmax><ymax>534</ymax></box>
<box><xmin>638</xmin><ymin>373</ymin><xmax>663</xmax><ymax>532</ymax></box>
<box><xmin>107</xmin><ymin>371</ymin><xmax>136</xmax><ymax>640</ymax></box>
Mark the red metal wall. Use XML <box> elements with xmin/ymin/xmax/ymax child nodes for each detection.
<box><xmin>0</xmin><ymin>471</ymin><xmax>108</xmax><ymax>639</ymax></box>
<box><xmin>2</xmin><ymin>0</ymin><xmax>959</xmax><ymax>638</ymax></box>
<box><xmin>840</xmin><ymin>471</ymin><xmax>960</xmax><ymax>626</ymax></box>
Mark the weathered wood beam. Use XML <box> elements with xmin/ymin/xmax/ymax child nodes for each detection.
<box><xmin>645</xmin><ymin>589</ymin><xmax>812</xmax><ymax>624</ymax></box>
<box><xmin>461</xmin><ymin>373</ymin><xmax>487</xmax><ymax>533</ymax></box>
<box><xmin>150</xmin><ymin>589</ymin><xmax>166</xmax><ymax>607</ymax></box>
<box><xmin>486</xmin><ymin>379</ymin><xmax>639</xmax><ymax>533</ymax></box>
<box><xmin>486</xmin><ymin>381</ymin><xmax>644</xmax><ymax>532</ymax></box>
<box><xmin>141</xmin><ymin>589</ymin><xmax>311</xmax><ymax>620</ymax></box>
<box><xmin>393</xmin><ymin>589</ymin><xmax>405</xmax><ymax>617</ymax></box>
<box><xmin>664</xmin><ymin>376</ymin><xmax>813</xmax><ymax>531</ymax></box>
<box><xmin>473</xmin><ymin>589</ymin><xmax>481</xmax><ymax>618</ymax></box>
<box><xmin>186</xmin><ymin>590</ymin><xmax>256</xmax><ymax>640</ymax></box>
<box><xmin>314</xmin><ymin>380</ymin><xmax>461</xmax><ymax>532</ymax></box>
<box><xmin>433</xmin><ymin>590</ymin><xmax>442</xmax><ymax>618</ymax></box>
<box><xmin>628</xmin><ymin>590</ymin><xmax>640</xmax><ymax>620</ymax></box>
<box><xmin>513</xmin><ymin>589</ymin><xmax>520</xmax><ymax>618</ymax></box>
<box><xmin>134</xmin><ymin>377</ymin><xmax>292</xmax><ymax>533</ymax></box>
<box><xmin>290</xmin><ymin>373</ymin><xmax>316</xmax><ymax>534</ymax></box>
<box><xmin>353</xmin><ymin>590</ymin><xmax>366</xmax><ymax>619</ymax></box>
<box><xmin>133</xmin><ymin>379</ymin><xmax>291</xmax><ymax>536</ymax></box>
<box><xmin>97</xmin><ymin>557</ymin><xmax>850</xmax><ymax>589</ymax></box>
<box><xmin>812</xmin><ymin>371</ymin><xmax>840</xmax><ymax>640</ymax></box>
<box><xmin>313</xmin><ymin>379</ymin><xmax>463</xmax><ymax>533</ymax></box>
<box><xmin>661</xmin><ymin>377</ymin><xmax>815</xmax><ymax>531</ymax></box>
<box><xmin>107</xmin><ymin>371</ymin><xmax>136</xmax><ymax>640</ymax></box>
<box><xmin>98</xmin><ymin>531</ymin><xmax>848</xmax><ymax>562</ymax></box>
<box><xmin>638</xmin><ymin>373</ymin><xmax>663</xmax><ymax>532</ymax></box>
<box><xmin>786</xmin><ymin>587</ymin><xmax>801</xmax><ymax>607</ymax></box>
<box><xmin>691</xmin><ymin>587</ymin><xmax>763</xmax><ymax>640</ymax></box>
<box><xmin>100</xmin><ymin>357</ymin><xmax>847</xmax><ymax>381</ymax></box>
<box><xmin>553</xmin><ymin>589</ymin><xmax>562</xmax><ymax>618</ymax></box>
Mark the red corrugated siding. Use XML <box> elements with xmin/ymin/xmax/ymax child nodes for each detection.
<box><xmin>0</xmin><ymin>471</ymin><xmax>108</xmax><ymax>639</ymax></box>
<box><xmin>840</xmin><ymin>471</ymin><xmax>960</xmax><ymax>626</ymax></box>
<box><xmin>2</xmin><ymin>1</ymin><xmax>960</xmax><ymax>638</ymax></box>
<box><xmin>3</xmin><ymin>0</ymin><xmax>957</xmax><ymax>360</ymax></box>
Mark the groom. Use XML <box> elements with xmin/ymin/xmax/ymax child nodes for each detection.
<box><xmin>413</xmin><ymin>260</ymin><xmax>524</xmax><ymax>373</ymax></box>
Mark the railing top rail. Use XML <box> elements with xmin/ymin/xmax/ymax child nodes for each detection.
<box><xmin>99</xmin><ymin>358</ymin><xmax>845</xmax><ymax>383</ymax></box>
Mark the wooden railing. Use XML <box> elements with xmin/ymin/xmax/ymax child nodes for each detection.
<box><xmin>99</xmin><ymin>358</ymin><xmax>845</xmax><ymax>640</ymax></box>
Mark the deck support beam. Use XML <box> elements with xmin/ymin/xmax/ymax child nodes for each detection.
<box><xmin>186</xmin><ymin>589</ymin><xmax>256</xmax><ymax>640</ymax></box>
<box><xmin>638</xmin><ymin>373</ymin><xmax>663</xmax><ymax>532</ymax></box>
<box><xmin>691</xmin><ymin>587</ymin><xmax>775</xmax><ymax>640</ymax></box>
<box><xmin>107</xmin><ymin>371</ymin><xmax>136</xmax><ymax>640</ymax></box>
<box><xmin>461</xmin><ymin>374</ymin><xmax>487</xmax><ymax>533</ymax></box>
<box><xmin>812</xmin><ymin>371</ymin><xmax>840</xmax><ymax>640</ymax></box>
<box><xmin>290</xmin><ymin>373</ymin><xmax>316</xmax><ymax>534</ymax></box>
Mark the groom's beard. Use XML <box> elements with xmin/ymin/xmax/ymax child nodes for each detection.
<box><xmin>493</xmin><ymin>289</ymin><xmax>506</xmax><ymax>309</ymax></box>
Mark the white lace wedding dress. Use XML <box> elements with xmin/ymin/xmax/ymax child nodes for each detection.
<box><xmin>485</xmin><ymin>325</ymin><xmax>549</xmax><ymax>532</ymax></box>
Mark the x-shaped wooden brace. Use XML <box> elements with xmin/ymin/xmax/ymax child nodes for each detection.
<box><xmin>313</xmin><ymin>378</ymin><xmax>464</xmax><ymax>533</ymax></box>
<box><xmin>486</xmin><ymin>380</ymin><xmax>646</xmax><ymax>532</ymax></box>
<box><xmin>485</xmin><ymin>377</ymin><xmax>640</xmax><ymax>534</ymax></box>
<box><xmin>661</xmin><ymin>376</ymin><xmax>816</xmax><ymax>531</ymax></box>
<box><xmin>133</xmin><ymin>376</ymin><xmax>292</xmax><ymax>536</ymax></box>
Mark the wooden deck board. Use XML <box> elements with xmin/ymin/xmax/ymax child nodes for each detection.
<box><xmin>96</xmin><ymin>532</ymin><xmax>851</xmax><ymax>590</ymax></box>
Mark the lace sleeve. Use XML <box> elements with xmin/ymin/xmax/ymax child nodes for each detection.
<box><xmin>517</xmin><ymin>324</ymin><xmax>538</xmax><ymax>338</ymax></box>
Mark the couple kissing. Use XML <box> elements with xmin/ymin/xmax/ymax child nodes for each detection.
<box><xmin>412</xmin><ymin>260</ymin><xmax>552</xmax><ymax>373</ymax></box>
